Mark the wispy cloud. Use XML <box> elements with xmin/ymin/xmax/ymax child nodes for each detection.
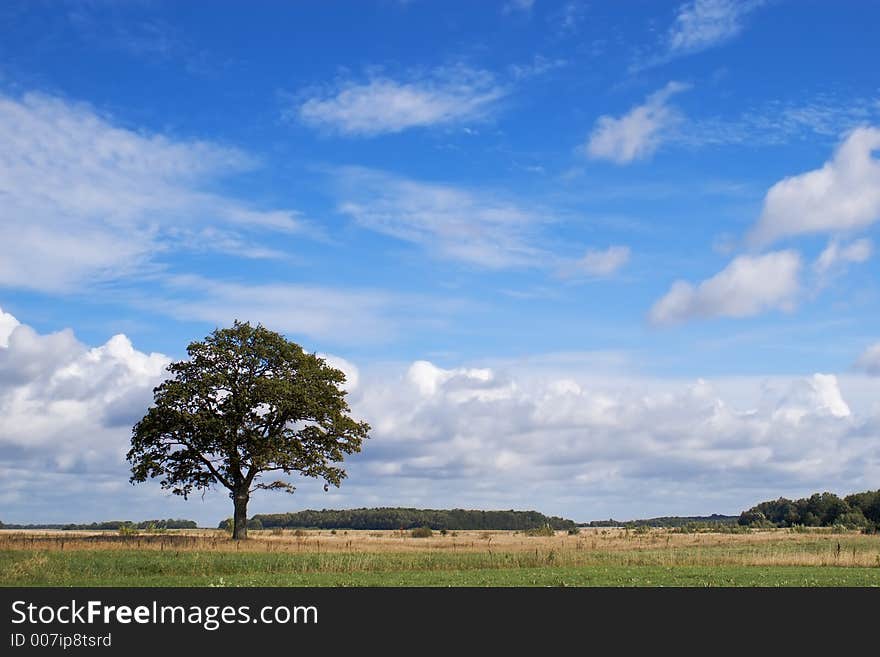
<box><xmin>66</xmin><ymin>5</ymin><xmax>217</xmax><ymax>75</ymax></box>
<box><xmin>548</xmin><ymin>1</ymin><xmax>586</xmax><ymax>37</ymax></box>
<box><xmin>680</xmin><ymin>94</ymin><xmax>880</xmax><ymax>148</ymax></box>
<box><xmin>0</xmin><ymin>91</ymin><xmax>311</xmax><ymax>293</ymax></box>
<box><xmin>814</xmin><ymin>238</ymin><xmax>873</xmax><ymax>277</ymax></box>
<box><xmin>334</xmin><ymin>167</ymin><xmax>549</xmax><ymax>269</ymax></box>
<box><xmin>586</xmin><ymin>82</ymin><xmax>690</xmax><ymax>164</ymax></box>
<box><xmin>294</xmin><ymin>66</ymin><xmax>507</xmax><ymax>137</ymax></box>
<box><xmin>560</xmin><ymin>246</ymin><xmax>631</xmax><ymax>278</ymax></box>
<box><xmin>508</xmin><ymin>54</ymin><xmax>568</xmax><ymax>80</ymax></box>
<box><xmin>150</xmin><ymin>275</ymin><xmax>410</xmax><ymax>345</ymax></box>
<box><xmin>503</xmin><ymin>0</ymin><xmax>535</xmax><ymax>14</ymax></box>
<box><xmin>634</xmin><ymin>0</ymin><xmax>765</xmax><ymax>71</ymax></box>
<box><xmin>668</xmin><ymin>0</ymin><xmax>764</xmax><ymax>55</ymax></box>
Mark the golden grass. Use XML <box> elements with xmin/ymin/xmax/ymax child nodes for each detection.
<box><xmin>2</xmin><ymin>527</ymin><xmax>879</xmax><ymax>568</ymax></box>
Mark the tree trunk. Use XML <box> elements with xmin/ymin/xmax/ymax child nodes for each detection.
<box><xmin>232</xmin><ymin>490</ymin><xmax>250</xmax><ymax>540</ymax></box>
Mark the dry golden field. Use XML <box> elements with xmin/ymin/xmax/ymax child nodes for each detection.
<box><xmin>2</xmin><ymin>526</ymin><xmax>880</xmax><ymax>566</ymax></box>
<box><xmin>2</xmin><ymin>527</ymin><xmax>879</xmax><ymax>585</ymax></box>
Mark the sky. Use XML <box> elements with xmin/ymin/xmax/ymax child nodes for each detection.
<box><xmin>1</xmin><ymin>0</ymin><xmax>880</xmax><ymax>525</ymax></box>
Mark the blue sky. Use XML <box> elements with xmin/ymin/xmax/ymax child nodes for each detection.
<box><xmin>2</xmin><ymin>1</ymin><xmax>880</xmax><ymax>525</ymax></box>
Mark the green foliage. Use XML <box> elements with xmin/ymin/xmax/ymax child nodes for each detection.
<box><xmin>243</xmin><ymin>507</ymin><xmax>577</xmax><ymax>531</ymax></box>
<box><xmin>117</xmin><ymin>523</ymin><xmax>138</xmax><ymax>536</ymax></box>
<box><xmin>587</xmin><ymin>514</ymin><xmax>738</xmax><ymax>529</ymax></box>
<box><xmin>7</xmin><ymin>547</ymin><xmax>880</xmax><ymax>586</ymax></box>
<box><xmin>127</xmin><ymin>321</ymin><xmax>370</xmax><ymax>539</ymax></box>
<box><xmin>247</xmin><ymin>518</ymin><xmax>263</xmax><ymax>531</ymax></box>
<box><xmin>411</xmin><ymin>526</ymin><xmax>433</xmax><ymax>538</ymax></box>
<box><xmin>739</xmin><ymin>489</ymin><xmax>880</xmax><ymax>530</ymax></box>
<box><xmin>525</xmin><ymin>524</ymin><xmax>555</xmax><ymax>537</ymax></box>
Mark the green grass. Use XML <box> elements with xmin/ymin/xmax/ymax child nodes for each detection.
<box><xmin>2</xmin><ymin>550</ymin><xmax>879</xmax><ymax>587</ymax></box>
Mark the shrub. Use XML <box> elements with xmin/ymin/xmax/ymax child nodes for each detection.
<box><xmin>567</xmin><ymin>528</ymin><xmax>580</xmax><ymax>535</ymax></box>
<box><xmin>117</xmin><ymin>523</ymin><xmax>138</xmax><ymax>536</ymax></box>
<box><xmin>411</xmin><ymin>526</ymin><xmax>433</xmax><ymax>538</ymax></box>
<box><xmin>525</xmin><ymin>524</ymin><xmax>555</xmax><ymax>537</ymax></box>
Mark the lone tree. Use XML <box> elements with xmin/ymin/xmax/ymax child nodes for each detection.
<box><xmin>127</xmin><ymin>321</ymin><xmax>370</xmax><ymax>540</ymax></box>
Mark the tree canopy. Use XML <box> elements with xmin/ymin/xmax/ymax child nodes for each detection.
<box><xmin>127</xmin><ymin>321</ymin><xmax>370</xmax><ymax>539</ymax></box>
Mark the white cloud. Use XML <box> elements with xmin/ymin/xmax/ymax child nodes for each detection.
<box><xmin>0</xmin><ymin>92</ymin><xmax>308</xmax><ymax>292</ymax></box>
<box><xmin>649</xmin><ymin>251</ymin><xmax>801</xmax><ymax>325</ymax></box>
<box><xmin>814</xmin><ymin>238</ymin><xmax>873</xmax><ymax>276</ymax></box>
<box><xmin>564</xmin><ymin>246</ymin><xmax>631</xmax><ymax>277</ymax></box>
<box><xmin>336</xmin><ymin>167</ymin><xmax>547</xmax><ymax>269</ymax></box>
<box><xmin>749</xmin><ymin>127</ymin><xmax>880</xmax><ymax>246</ymax></box>
<box><xmin>316</xmin><ymin>354</ymin><xmax>360</xmax><ymax>393</ymax></box>
<box><xmin>678</xmin><ymin>95</ymin><xmax>880</xmax><ymax>148</ymax></box>
<box><xmin>0</xmin><ymin>308</ymin><xmax>20</xmax><ymax>348</ymax></box>
<box><xmin>296</xmin><ymin>67</ymin><xmax>506</xmax><ymax>137</ymax></box>
<box><xmin>508</xmin><ymin>55</ymin><xmax>567</xmax><ymax>80</ymax></box>
<box><xmin>586</xmin><ymin>82</ymin><xmax>689</xmax><ymax>164</ymax></box>
<box><xmin>4</xmin><ymin>308</ymin><xmax>880</xmax><ymax>523</ymax></box>
<box><xmin>668</xmin><ymin>0</ymin><xmax>765</xmax><ymax>55</ymax></box>
<box><xmin>0</xmin><ymin>307</ymin><xmax>169</xmax><ymax>514</ymax></box>
<box><xmin>343</xmin><ymin>358</ymin><xmax>879</xmax><ymax>519</ymax></box>
<box><xmin>773</xmin><ymin>373</ymin><xmax>851</xmax><ymax>421</ymax></box>
<box><xmin>855</xmin><ymin>343</ymin><xmax>880</xmax><ymax>376</ymax></box>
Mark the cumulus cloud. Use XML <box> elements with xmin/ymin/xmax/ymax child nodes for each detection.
<box><xmin>344</xmin><ymin>358</ymin><xmax>878</xmax><ymax>519</ymax></box>
<box><xmin>586</xmin><ymin>82</ymin><xmax>689</xmax><ymax>164</ymax></box>
<box><xmin>814</xmin><ymin>238</ymin><xmax>873</xmax><ymax>276</ymax></box>
<box><xmin>0</xmin><ymin>92</ymin><xmax>309</xmax><ymax>293</ymax></box>
<box><xmin>335</xmin><ymin>167</ymin><xmax>547</xmax><ymax>269</ymax></box>
<box><xmin>855</xmin><ymin>343</ymin><xmax>880</xmax><ymax>376</ymax></box>
<box><xmin>3</xmin><ymin>308</ymin><xmax>880</xmax><ymax>523</ymax></box>
<box><xmin>0</xmin><ymin>308</ymin><xmax>19</xmax><ymax>348</ymax></box>
<box><xmin>749</xmin><ymin>127</ymin><xmax>880</xmax><ymax>246</ymax></box>
<box><xmin>296</xmin><ymin>67</ymin><xmax>506</xmax><ymax>137</ymax></box>
<box><xmin>0</xmin><ymin>306</ymin><xmax>171</xmax><ymax>519</ymax></box>
<box><xmin>649</xmin><ymin>251</ymin><xmax>801</xmax><ymax>325</ymax></box>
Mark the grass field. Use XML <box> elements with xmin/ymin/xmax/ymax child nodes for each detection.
<box><xmin>2</xmin><ymin>527</ymin><xmax>879</xmax><ymax>586</ymax></box>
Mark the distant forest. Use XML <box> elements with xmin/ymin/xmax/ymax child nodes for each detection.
<box><xmin>738</xmin><ymin>490</ymin><xmax>880</xmax><ymax>530</ymax></box>
<box><xmin>584</xmin><ymin>514</ymin><xmax>738</xmax><ymax>528</ymax></box>
<box><xmin>5</xmin><ymin>490</ymin><xmax>878</xmax><ymax>532</ymax></box>
<box><xmin>219</xmin><ymin>508</ymin><xmax>578</xmax><ymax>531</ymax></box>
<box><xmin>0</xmin><ymin>519</ymin><xmax>197</xmax><ymax>530</ymax></box>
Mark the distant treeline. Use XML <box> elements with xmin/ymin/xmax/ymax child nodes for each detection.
<box><xmin>738</xmin><ymin>490</ymin><xmax>880</xmax><ymax>530</ymax></box>
<box><xmin>0</xmin><ymin>519</ymin><xmax>198</xmax><ymax>530</ymax></box>
<box><xmin>585</xmin><ymin>514</ymin><xmax>737</xmax><ymax>528</ymax></box>
<box><xmin>218</xmin><ymin>508</ymin><xmax>577</xmax><ymax>531</ymax></box>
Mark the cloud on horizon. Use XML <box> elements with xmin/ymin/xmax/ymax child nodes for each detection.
<box><xmin>2</xmin><ymin>307</ymin><xmax>879</xmax><ymax>524</ymax></box>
